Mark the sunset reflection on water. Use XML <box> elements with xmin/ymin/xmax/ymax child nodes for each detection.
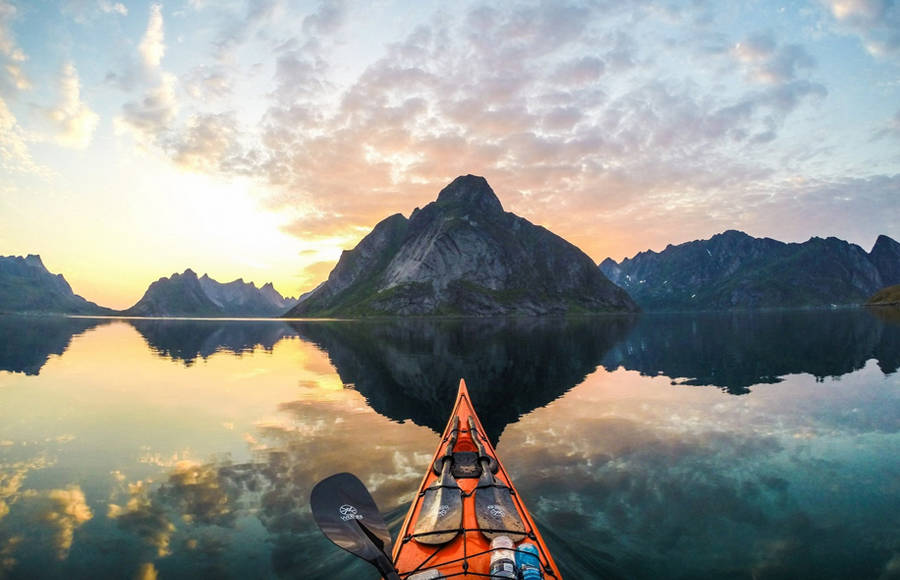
<box><xmin>0</xmin><ymin>313</ymin><xmax>898</xmax><ymax>579</ymax></box>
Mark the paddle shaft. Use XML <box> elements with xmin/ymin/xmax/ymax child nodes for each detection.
<box><xmin>468</xmin><ymin>417</ymin><xmax>490</xmax><ymax>467</ymax></box>
<box><xmin>375</xmin><ymin>553</ymin><xmax>402</xmax><ymax>580</ymax></box>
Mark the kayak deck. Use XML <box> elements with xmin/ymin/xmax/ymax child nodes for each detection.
<box><xmin>391</xmin><ymin>379</ymin><xmax>562</xmax><ymax>578</ymax></box>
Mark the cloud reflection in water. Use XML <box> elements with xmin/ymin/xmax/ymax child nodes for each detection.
<box><xmin>0</xmin><ymin>312</ymin><xmax>897</xmax><ymax>578</ymax></box>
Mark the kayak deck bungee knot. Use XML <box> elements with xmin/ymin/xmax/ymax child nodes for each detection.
<box><xmin>310</xmin><ymin>379</ymin><xmax>561</xmax><ymax>579</ymax></box>
<box><xmin>392</xmin><ymin>380</ymin><xmax>562</xmax><ymax>579</ymax></box>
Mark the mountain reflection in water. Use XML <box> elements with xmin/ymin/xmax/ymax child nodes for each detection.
<box><xmin>290</xmin><ymin>316</ymin><xmax>637</xmax><ymax>442</ymax></box>
<box><xmin>601</xmin><ymin>309</ymin><xmax>900</xmax><ymax>394</ymax></box>
<box><xmin>0</xmin><ymin>311</ymin><xmax>898</xmax><ymax>579</ymax></box>
<box><xmin>3</xmin><ymin>308</ymin><xmax>896</xmax><ymax>400</ymax></box>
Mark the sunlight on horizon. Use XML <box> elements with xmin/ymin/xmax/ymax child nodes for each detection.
<box><xmin>1</xmin><ymin>0</ymin><xmax>897</xmax><ymax>311</ymax></box>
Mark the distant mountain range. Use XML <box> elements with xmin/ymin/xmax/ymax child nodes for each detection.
<box><xmin>0</xmin><ymin>255</ymin><xmax>112</xmax><ymax>315</ymax></box>
<box><xmin>0</xmin><ymin>255</ymin><xmax>296</xmax><ymax>317</ymax></box>
<box><xmin>600</xmin><ymin>231</ymin><xmax>900</xmax><ymax>311</ymax></box>
<box><xmin>122</xmin><ymin>269</ymin><xmax>297</xmax><ymax>317</ymax></box>
<box><xmin>286</xmin><ymin>175</ymin><xmax>637</xmax><ymax>316</ymax></box>
<box><xmin>3</xmin><ymin>205</ymin><xmax>897</xmax><ymax>318</ymax></box>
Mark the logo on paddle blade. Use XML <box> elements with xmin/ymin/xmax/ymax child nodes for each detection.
<box><xmin>339</xmin><ymin>504</ymin><xmax>364</xmax><ymax>521</ymax></box>
<box><xmin>487</xmin><ymin>504</ymin><xmax>505</xmax><ymax>519</ymax></box>
<box><xmin>438</xmin><ymin>504</ymin><xmax>449</xmax><ymax>517</ymax></box>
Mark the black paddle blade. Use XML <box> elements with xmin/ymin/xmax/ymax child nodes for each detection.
<box><xmin>413</xmin><ymin>459</ymin><xmax>463</xmax><ymax>544</ymax></box>
<box><xmin>310</xmin><ymin>473</ymin><xmax>395</xmax><ymax>567</ymax></box>
<box><xmin>474</xmin><ymin>466</ymin><xmax>526</xmax><ymax>541</ymax></box>
<box><xmin>468</xmin><ymin>418</ymin><xmax>526</xmax><ymax>541</ymax></box>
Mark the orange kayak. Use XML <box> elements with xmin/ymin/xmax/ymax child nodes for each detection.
<box><xmin>391</xmin><ymin>379</ymin><xmax>562</xmax><ymax>578</ymax></box>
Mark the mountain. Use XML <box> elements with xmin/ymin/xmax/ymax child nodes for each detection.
<box><xmin>600</xmin><ymin>231</ymin><xmax>898</xmax><ymax>310</ymax></box>
<box><xmin>286</xmin><ymin>175</ymin><xmax>637</xmax><ymax>316</ymax></box>
<box><xmin>123</xmin><ymin>269</ymin><xmax>297</xmax><ymax>317</ymax></box>
<box><xmin>0</xmin><ymin>254</ymin><xmax>113</xmax><ymax>314</ymax></box>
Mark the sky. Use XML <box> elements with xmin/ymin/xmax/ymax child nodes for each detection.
<box><xmin>0</xmin><ymin>0</ymin><xmax>898</xmax><ymax>309</ymax></box>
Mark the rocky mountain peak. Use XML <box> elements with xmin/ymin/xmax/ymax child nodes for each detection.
<box><xmin>435</xmin><ymin>174</ymin><xmax>503</xmax><ymax>215</ymax></box>
<box><xmin>24</xmin><ymin>254</ymin><xmax>46</xmax><ymax>269</ymax></box>
<box><xmin>714</xmin><ymin>230</ymin><xmax>751</xmax><ymax>241</ymax></box>
<box><xmin>288</xmin><ymin>175</ymin><xmax>637</xmax><ymax>316</ymax></box>
<box><xmin>872</xmin><ymin>234</ymin><xmax>899</xmax><ymax>253</ymax></box>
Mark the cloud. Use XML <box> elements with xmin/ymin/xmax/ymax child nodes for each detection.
<box><xmin>302</xmin><ymin>0</ymin><xmax>347</xmax><ymax>36</ymax></box>
<box><xmin>825</xmin><ymin>0</ymin><xmax>900</xmax><ymax>56</ymax></box>
<box><xmin>0</xmin><ymin>0</ymin><xmax>29</xmax><ymax>94</ymax></box>
<box><xmin>733</xmin><ymin>34</ymin><xmax>816</xmax><ymax>84</ymax></box>
<box><xmin>0</xmin><ymin>456</ymin><xmax>54</xmax><ymax>529</ymax></box>
<box><xmin>108</xmin><ymin>479</ymin><xmax>176</xmax><ymax>558</ymax></box>
<box><xmin>294</xmin><ymin>259</ymin><xmax>340</xmax><ymax>289</ymax></box>
<box><xmin>159</xmin><ymin>460</ymin><xmax>236</xmax><ymax>526</ymax></box>
<box><xmin>217</xmin><ymin>2</ymin><xmax>829</xmax><ymax>255</ymax></box>
<box><xmin>134</xmin><ymin>562</ymin><xmax>158</xmax><ymax>580</ymax></box>
<box><xmin>44</xmin><ymin>62</ymin><xmax>99</xmax><ymax>149</ymax></box>
<box><xmin>108</xmin><ymin>0</ymin><xmax>879</xmax><ymax>267</ymax></box>
<box><xmin>63</xmin><ymin>0</ymin><xmax>127</xmax><ymax>21</ymax></box>
<box><xmin>872</xmin><ymin>108</ymin><xmax>900</xmax><ymax>141</ymax></box>
<box><xmin>20</xmin><ymin>486</ymin><xmax>93</xmax><ymax>560</ymax></box>
<box><xmin>114</xmin><ymin>4</ymin><xmax>184</xmax><ymax>148</ymax></box>
<box><xmin>116</xmin><ymin>72</ymin><xmax>178</xmax><ymax>143</ymax></box>
<box><xmin>211</xmin><ymin>0</ymin><xmax>280</xmax><ymax>59</ymax></box>
<box><xmin>99</xmin><ymin>0</ymin><xmax>127</xmax><ymax>16</ymax></box>
<box><xmin>0</xmin><ymin>1</ymin><xmax>25</xmax><ymax>62</ymax></box>
<box><xmin>166</xmin><ymin>112</ymin><xmax>241</xmax><ymax>172</ymax></box>
<box><xmin>183</xmin><ymin>65</ymin><xmax>231</xmax><ymax>101</ymax></box>
<box><xmin>550</xmin><ymin>56</ymin><xmax>606</xmax><ymax>86</ymax></box>
<box><xmin>0</xmin><ymin>461</ymin><xmax>27</xmax><ymax>521</ymax></box>
<box><xmin>139</xmin><ymin>4</ymin><xmax>165</xmax><ymax>69</ymax></box>
<box><xmin>0</xmin><ymin>97</ymin><xmax>41</xmax><ymax>174</ymax></box>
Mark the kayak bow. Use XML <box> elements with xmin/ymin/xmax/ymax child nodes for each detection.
<box><xmin>391</xmin><ymin>379</ymin><xmax>562</xmax><ymax>578</ymax></box>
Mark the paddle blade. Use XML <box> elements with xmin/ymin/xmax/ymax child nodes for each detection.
<box><xmin>468</xmin><ymin>417</ymin><xmax>526</xmax><ymax>541</ymax></box>
<box><xmin>310</xmin><ymin>472</ymin><xmax>395</xmax><ymax>563</ymax></box>
<box><xmin>474</xmin><ymin>481</ymin><xmax>526</xmax><ymax>541</ymax></box>
<box><xmin>412</xmin><ymin>461</ymin><xmax>463</xmax><ymax>544</ymax></box>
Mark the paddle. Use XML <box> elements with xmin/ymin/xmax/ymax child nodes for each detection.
<box><xmin>413</xmin><ymin>416</ymin><xmax>463</xmax><ymax>544</ymax></box>
<box><xmin>468</xmin><ymin>416</ymin><xmax>526</xmax><ymax>541</ymax></box>
<box><xmin>310</xmin><ymin>472</ymin><xmax>401</xmax><ymax>580</ymax></box>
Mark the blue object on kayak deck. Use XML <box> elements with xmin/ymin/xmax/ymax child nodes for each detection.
<box><xmin>516</xmin><ymin>542</ymin><xmax>542</xmax><ymax>579</ymax></box>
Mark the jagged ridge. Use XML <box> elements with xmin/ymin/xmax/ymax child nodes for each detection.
<box><xmin>123</xmin><ymin>269</ymin><xmax>297</xmax><ymax>317</ymax></box>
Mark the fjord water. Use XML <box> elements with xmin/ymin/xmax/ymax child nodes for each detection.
<box><xmin>0</xmin><ymin>312</ymin><xmax>897</xmax><ymax>579</ymax></box>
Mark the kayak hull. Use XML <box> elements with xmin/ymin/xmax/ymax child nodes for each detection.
<box><xmin>391</xmin><ymin>379</ymin><xmax>562</xmax><ymax>578</ymax></box>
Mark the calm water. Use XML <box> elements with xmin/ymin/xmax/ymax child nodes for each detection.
<box><xmin>0</xmin><ymin>311</ymin><xmax>898</xmax><ymax>579</ymax></box>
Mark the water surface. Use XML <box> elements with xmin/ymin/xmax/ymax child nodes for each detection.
<box><xmin>0</xmin><ymin>311</ymin><xmax>897</xmax><ymax>579</ymax></box>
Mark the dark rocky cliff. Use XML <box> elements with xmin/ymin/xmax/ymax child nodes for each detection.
<box><xmin>287</xmin><ymin>175</ymin><xmax>637</xmax><ymax>316</ymax></box>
